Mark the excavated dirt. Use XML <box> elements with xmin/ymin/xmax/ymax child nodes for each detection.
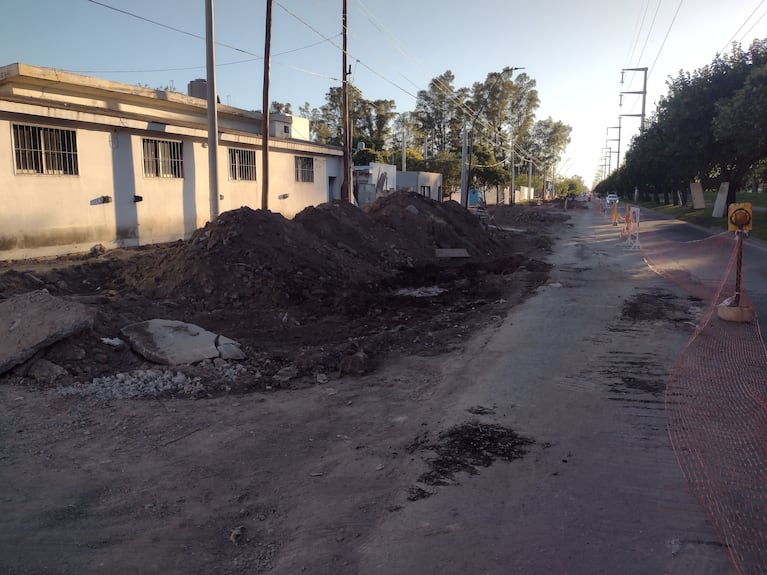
<box><xmin>0</xmin><ymin>194</ymin><xmax>573</xmax><ymax>575</ymax></box>
<box><xmin>0</xmin><ymin>194</ymin><xmax>567</xmax><ymax>395</ymax></box>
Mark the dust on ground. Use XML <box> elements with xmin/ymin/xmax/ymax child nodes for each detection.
<box><xmin>0</xmin><ymin>193</ymin><xmax>570</xmax><ymax>574</ymax></box>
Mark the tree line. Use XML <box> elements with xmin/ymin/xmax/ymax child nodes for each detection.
<box><xmin>594</xmin><ymin>38</ymin><xmax>767</xmax><ymax>206</ymax></box>
<box><xmin>272</xmin><ymin>67</ymin><xmax>583</xmax><ymax>200</ymax></box>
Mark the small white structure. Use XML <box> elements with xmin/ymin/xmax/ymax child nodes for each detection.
<box><xmin>397</xmin><ymin>171</ymin><xmax>443</xmax><ymax>202</ymax></box>
<box><xmin>0</xmin><ymin>63</ymin><xmax>343</xmax><ymax>259</ymax></box>
<box><xmin>515</xmin><ymin>186</ymin><xmax>535</xmax><ymax>203</ymax></box>
<box><xmin>353</xmin><ymin>162</ymin><xmax>396</xmax><ymax>206</ymax></box>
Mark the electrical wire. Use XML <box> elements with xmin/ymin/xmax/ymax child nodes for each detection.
<box><xmin>625</xmin><ymin>0</ymin><xmax>651</xmax><ymax>70</ymax></box>
<box><xmin>739</xmin><ymin>5</ymin><xmax>767</xmax><ymax>41</ymax></box>
<box><xmin>634</xmin><ymin>0</ymin><xmax>663</xmax><ymax>70</ymax></box>
<box><xmin>720</xmin><ymin>0</ymin><xmax>767</xmax><ymax>54</ymax></box>
<box><xmin>81</xmin><ymin>0</ymin><xmax>340</xmax><ymax>79</ymax></box>
<box><xmin>648</xmin><ymin>0</ymin><xmax>685</xmax><ymax>77</ymax></box>
<box><xmin>85</xmin><ymin>0</ymin><xmax>540</xmax><ymax>167</ymax></box>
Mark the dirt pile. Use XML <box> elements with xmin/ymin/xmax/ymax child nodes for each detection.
<box><xmin>0</xmin><ymin>192</ymin><xmax>561</xmax><ymax>392</ymax></box>
<box><xmin>116</xmin><ymin>193</ymin><xmax>519</xmax><ymax>311</ymax></box>
<box><xmin>121</xmin><ymin>206</ymin><xmax>384</xmax><ymax>310</ymax></box>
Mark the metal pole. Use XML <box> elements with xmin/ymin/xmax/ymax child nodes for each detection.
<box><xmin>460</xmin><ymin>121</ymin><xmax>467</xmax><ymax>206</ymax></box>
<box><xmin>735</xmin><ymin>231</ymin><xmax>744</xmax><ymax>306</ymax></box>
<box><xmin>401</xmin><ymin>126</ymin><xmax>406</xmax><ymax>172</ymax></box>
<box><xmin>205</xmin><ymin>0</ymin><xmax>219</xmax><ymax>219</ymax></box>
<box><xmin>341</xmin><ymin>0</ymin><xmax>351</xmax><ymax>202</ymax></box>
<box><xmin>261</xmin><ymin>0</ymin><xmax>272</xmax><ymax>210</ymax></box>
<box><xmin>528</xmin><ymin>158</ymin><xmax>532</xmax><ymax>199</ymax></box>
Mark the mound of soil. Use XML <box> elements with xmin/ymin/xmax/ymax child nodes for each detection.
<box><xmin>0</xmin><ymin>192</ymin><xmax>561</xmax><ymax>393</ymax></box>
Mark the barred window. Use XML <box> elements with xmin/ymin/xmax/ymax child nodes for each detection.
<box><xmin>12</xmin><ymin>124</ymin><xmax>79</xmax><ymax>175</ymax></box>
<box><xmin>228</xmin><ymin>148</ymin><xmax>256</xmax><ymax>181</ymax></box>
<box><xmin>294</xmin><ymin>156</ymin><xmax>314</xmax><ymax>183</ymax></box>
<box><xmin>142</xmin><ymin>138</ymin><xmax>183</xmax><ymax>178</ymax></box>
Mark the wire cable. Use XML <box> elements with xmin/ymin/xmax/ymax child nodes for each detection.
<box><xmin>649</xmin><ymin>0</ymin><xmax>685</xmax><ymax>77</ymax></box>
<box><xmin>720</xmin><ymin>0</ymin><xmax>767</xmax><ymax>54</ymax></box>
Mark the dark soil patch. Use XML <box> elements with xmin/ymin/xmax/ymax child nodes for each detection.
<box><xmin>621</xmin><ymin>289</ymin><xmax>697</xmax><ymax>323</ymax></box>
<box><xmin>408</xmin><ymin>421</ymin><xmax>534</xmax><ymax>499</ymax></box>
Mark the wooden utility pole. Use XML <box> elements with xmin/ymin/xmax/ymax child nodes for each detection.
<box><xmin>261</xmin><ymin>0</ymin><xmax>273</xmax><ymax>210</ymax></box>
<box><xmin>205</xmin><ymin>0</ymin><xmax>219</xmax><ymax>219</ymax></box>
<box><xmin>341</xmin><ymin>0</ymin><xmax>351</xmax><ymax>202</ymax></box>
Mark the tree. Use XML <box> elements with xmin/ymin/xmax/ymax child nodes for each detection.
<box><xmin>414</xmin><ymin>71</ymin><xmax>468</xmax><ymax>154</ymax></box>
<box><xmin>714</xmin><ymin>57</ymin><xmax>767</xmax><ymax>192</ymax></box>
<box><xmin>270</xmin><ymin>101</ymin><xmax>293</xmax><ymax>114</ymax></box>
<box><xmin>424</xmin><ymin>151</ymin><xmax>462</xmax><ymax>198</ymax></box>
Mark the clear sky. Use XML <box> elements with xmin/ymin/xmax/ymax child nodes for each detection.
<box><xmin>2</xmin><ymin>0</ymin><xmax>767</xmax><ymax>187</ymax></box>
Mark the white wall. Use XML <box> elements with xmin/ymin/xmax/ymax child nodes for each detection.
<box><xmin>0</xmin><ymin>119</ymin><xmax>117</xmax><ymax>254</ymax></box>
<box><xmin>0</xmin><ymin>65</ymin><xmax>344</xmax><ymax>259</ymax></box>
<box><xmin>397</xmin><ymin>171</ymin><xmax>443</xmax><ymax>201</ymax></box>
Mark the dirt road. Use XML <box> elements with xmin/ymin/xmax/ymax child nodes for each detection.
<box><xmin>0</xmin><ymin>204</ymin><xmax>732</xmax><ymax>574</ymax></box>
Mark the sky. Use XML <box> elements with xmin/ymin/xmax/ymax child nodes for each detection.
<box><xmin>2</xmin><ymin>0</ymin><xmax>767</xmax><ymax>187</ymax></box>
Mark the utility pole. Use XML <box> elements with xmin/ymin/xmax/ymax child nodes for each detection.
<box><xmin>528</xmin><ymin>158</ymin><xmax>533</xmax><ymax>199</ymax></box>
<box><xmin>341</xmin><ymin>0</ymin><xmax>351</xmax><ymax>202</ymax></box>
<box><xmin>460</xmin><ymin>121</ymin><xmax>468</xmax><ymax>206</ymax></box>
<box><xmin>507</xmin><ymin>67</ymin><xmax>524</xmax><ymax>205</ymax></box>
<box><xmin>607</xmin><ymin>118</ymin><xmax>621</xmax><ymax>168</ymax></box>
<box><xmin>620</xmin><ymin>67</ymin><xmax>648</xmax><ymax>131</ymax></box>
<box><xmin>401</xmin><ymin>125</ymin><xmax>406</xmax><ymax>172</ymax></box>
<box><xmin>205</xmin><ymin>0</ymin><xmax>219</xmax><ymax>219</ymax></box>
<box><xmin>261</xmin><ymin>0</ymin><xmax>272</xmax><ymax>210</ymax></box>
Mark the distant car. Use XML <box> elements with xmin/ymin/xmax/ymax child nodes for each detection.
<box><xmin>606</xmin><ymin>193</ymin><xmax>619</xmax><ymax>205</ymax></box>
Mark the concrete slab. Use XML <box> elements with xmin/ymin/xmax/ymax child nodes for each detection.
<box><xmin>435</xmin><ymin>248</ymin><xmax>470</xmax><ymax>258</ymax></box>
<box><xmin>120</xmin><ymin>319</ymin><xmax>244</xmax><ymax>365</ymax></box>
<box><xmin>0</xmin><ymin>289</ymin><xmax>94</xmax><ymax>375</ymax></box>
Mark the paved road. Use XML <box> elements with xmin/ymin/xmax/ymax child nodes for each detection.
<box><xmin>639</xmin><ymin>208</ymin><xmax>767</xmax><ymax>336</ymax></box>
<box><xmin>358</xmin><ymin>207</ymin><xmax>733</xmax><ymax>574</ymax></box>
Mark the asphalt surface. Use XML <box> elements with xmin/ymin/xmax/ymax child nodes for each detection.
<box><xmin>639</xmin><ymin>207</ymin><xmax>767</xmax><ymax>337</ymax></box>
<box><xmin>358</xmin><ymin>206</ymin><xmax>734</xmax><ymax>574</ymax></box>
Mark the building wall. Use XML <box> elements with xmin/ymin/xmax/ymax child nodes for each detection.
<box><xmin>397</xmin><ymin>171</ymin><xmax>443</xmax><ymax>202</ymax></box>
<box><xmin>0</xmin><ymin>64</ymin><xmax>343</xmax><ymax>259</ymax></box>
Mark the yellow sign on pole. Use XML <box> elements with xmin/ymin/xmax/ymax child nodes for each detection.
<box><xmin>727</xmin><ymin>203</ymin><xmax>753</xmax><ymax>232</ymax></box>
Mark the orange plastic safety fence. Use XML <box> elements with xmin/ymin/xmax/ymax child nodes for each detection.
<box><xmin>640</xmin><ymin>229</ymin><xmax>767</xmax><ymax>574</ymax></box>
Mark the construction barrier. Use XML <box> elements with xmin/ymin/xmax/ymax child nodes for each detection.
<box><xmin>640</xmin><ymin>228</ymin><xmax>767</xmax><ymax>574</ymax></box>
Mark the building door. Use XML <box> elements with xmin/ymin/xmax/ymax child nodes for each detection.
<box><xmin>328</xmin><ymin>176</ymin><xmax>338</xmax><ymax>201</ymax></box>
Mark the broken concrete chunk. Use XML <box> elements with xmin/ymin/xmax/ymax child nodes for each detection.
<box><xmin>0</xmin><ymin>290</ymin><xmax>94</xmax><ymax>376</ymax></box>
<box><xmin>273</xmin><ymin>365</ymin><xmax>299</xmax><ymax>383</ymax></box>
<box><xmin>120</xmin><ymin>319</ymin><xmax>245</xmax><ymax>365</ymax></box>
<box><xmin>216</xmin><ymin>335</ymin><xmax>246</xmax><ymax>360</ymax></box>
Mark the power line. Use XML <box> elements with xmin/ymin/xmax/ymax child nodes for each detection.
<box><xmin>740</xmin><ymin>5</ymin><xmax>767</xmax><ymax>41</ymax></box>
<box><xmin>649</xmin><ymin>0</ymin><xmax>685</xmax><ymax>77</ymax></box>
<box><xmin>633</xmin><ymin>0</ymin><xmax>663</xmax><ymax>70</ymax></box>
<box><xmin>625</xmin><ymin>0</ymin><xmax>651</xmax><ymax>70</ymax></box>
<box><xmin>720</xmin><ymin>0</ymin><xmax>767</xmax><ymax>53</ymax></box>
<box><xmin>84</xmin><ymin>0</ymin><xmax>252</xmax><ymax>56</ymax></box>
<box><xmin>79</xmin><ymin>1</ymin><xmax>341</xmax><ymax>81</ymax></box>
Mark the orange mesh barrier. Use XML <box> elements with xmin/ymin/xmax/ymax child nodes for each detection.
<box><xmin>639</xmin><ymin>228</ymin><xmax>767</xmax><ymax>574</ymax></box>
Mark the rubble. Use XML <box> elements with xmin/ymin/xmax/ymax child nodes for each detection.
<box><xmin>0</xmin><ymin>289</ymin><xmax>93</xmax><ymax>375</ymax></box>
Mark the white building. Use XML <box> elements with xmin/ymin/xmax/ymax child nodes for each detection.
<box><xmin>0</xmin><ymin>63</ymin><xmax>344</xmax><ymax>259</ymax></box>
<box><xmin>396</xmin><ymin>171</ymin><xmax>443</xmax><ymax>202</ymax></box>
<box><xmin>352</xmin><ymin>162</ymin><xmax>397</xmax><ymax>206</ymax></box>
